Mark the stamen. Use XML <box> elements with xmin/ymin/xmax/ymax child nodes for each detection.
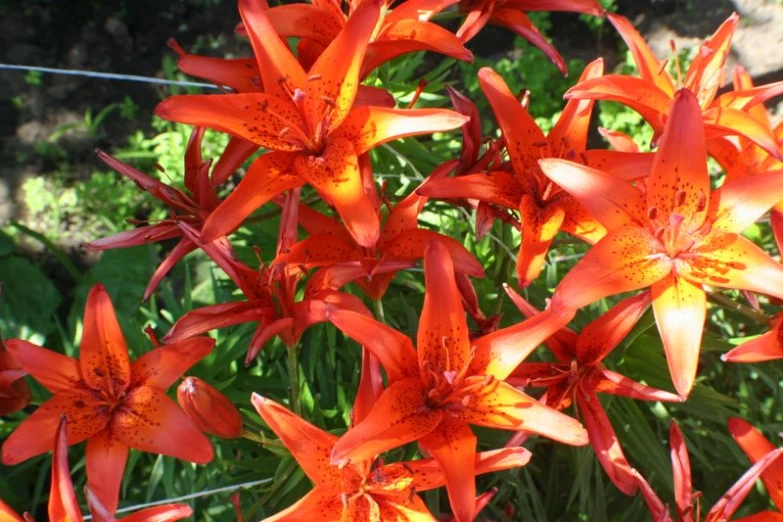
<box><xmin>307</xmin><ymin>74</ymin><xmax>322</xmax><ymax>82</ymax></box>
<box><xmin>696</xmin><ymin>191</ymin><xmax>707</xmax><ymax>212</ymax></box>
<box><xmin>406</xmin><ymin>79</ymin><xmax>428</xmax><ymax>109</ymax></box>
<box><xmin>541</xmin><ymin>182</ymin><xmax>554</xmax><ymax>202</ymax></box>
<box><xmin>647</xmin><ymin>206</ymin><xmax>658</xmax><ymax>221</ymax></box>
<box><xmin>341</xmin><ymin>493</ymin><xmax>349</xmax><ymax>509</ymax></box>
<box><xmin>292</xmin><ymin>88</ymin><xmax>306</xmax><ymax>104</ymax></box>
<box><xmin>319</xmin><ymin>96</ymin><xmax>336</xmax><ymax>108</ymax></box>
<box><xmin>675</xmin><ymin>190</ymin><xmax>687</xmax><ymax>207</ymax></box>
<box><xmin>669</xmin><ymin>39</ymin><xmax>683</xmax><ymax>87</ymax></box>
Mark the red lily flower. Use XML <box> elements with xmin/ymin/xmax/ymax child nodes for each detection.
<box><xmin>257</xmin><ymin>0</ymin><xmax>472</xmax><ymax>75</ymax></box>
<box><xmin>455</xmin><ymin>0</ymin><xmax>604</xmax><ymax>74</ymax></box>
<box><xmin>277</xmin><ymin>164</ymin><xmax>484</xmax><ymax>301</ymax></box>
<box><xmin>162</xmin><ymin>220</ymin><xmax>373</xmax><ymax>365</ymax></box>
<box><xmin>1</xmin><ymin>284</ymin><xmax>214</xmax><ymax>514</ymax></box>
<box><xmin>0</xmin><ymin>343</ymin><xmax>30</xmax><ymax>416</ymax></box>
<box><xmin>0</xmin><ymin>417</ymin><xmax>193</xmax><ymax>522</ymax></box>
<box><xmin>155</xmin><ymin>0</ymin><xmax>468</xmax><ymax>248</ymax></box>
<box><xmin>723</xmin><ymin>313</ymin><xmax>783</xmax><ymax>363</ymax></box>
<box><xmin>326</xmin><ymin>240</ymin><xmax>587</xmax><ymax>521</ymax></box>
<box><xmin>728</xmin><ymin>417</ymin><xmax>783</xmax><ymax>520</ymax></box>
<box><xmin>634</xmin><ymin>421</ymin><xmax>783</xmax><ymax>522</ymax></box>
<box><xmin>566</xmin><ymin>13</ymin><xmax>783</xmax><ymax>158</ymax></box>
<box><xmin>419</xmin><ymin>62</ymin><xmax>655</xmax><ymax>286</ymax></box>
<box><xmin>505</xmin><ymin>287</ymin><xmax>681</xmax><ymax>495</ymax></box>
<box><xmin>540</xmin><ymin>89</ymin><xmax>783</xmax><ymax>398</ymax></box>
<box><xmin>87</xmin><ymin>127</ymin><xmax>255</xmax><ymax>299</ymax></box>
<box><xmin>251</xmin><ymin>393</ymin><xmax>532</xmax><ymax>521</ymax></box>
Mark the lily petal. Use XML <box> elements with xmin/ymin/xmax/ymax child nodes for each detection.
<box><xmin>257</xmin><ymin>488</ymin><xmax>342</xmax><ymax>522</ymax></box>
<box><xmin>470</xmin><ymin>306</ymin><xmax>575</xmax><ymax>380</ymax></box>
<box><xmin>547</xmin><ymin>58</ymin><xmax>604</xmax><ymax>153</ymax></box>
<box><xmin>237</xmin><ymin>0</ymin><xmax>306</xmax><ymax>98</ymax></box>
<box><xmin>709</xmin><ymin>169</ymin><xmax>783</xmax><ymax>233</ymax></box>
<box><xmin>460</xmin><ymin>378</ymin><xmax>588</xmax><ymax>445</ymax></box>
<box><xmin>683</xmin><ymin>13</ymin><xmax>738</xmax><ymax>107</ymax></box>
<box><xmin>49</xmin><ymin>417</ymin><xmax>82</xmax><ymax>522</ymax></box>
<box><xmin>168</xmin><ymin>39</ymin><xmax>261</xmax><ymax>93</ymax></box>
<box><xmin>326</xmin><ymin>308</ymin><xmax>419</xmax><ymax>382</ymax></box>
<box><xmin>705</xmin><ymin>106</ymin><xmax>783</xmax><ymax>160</ymax></box>
<box><xmin>251</xmin><ymin>394</ymin><xmax>356</xmax><ymax>491</ymax></box>
<box><xmin>565</xmin><ymin>75</ymin><xmax>671</xmax><ymax>131</ymax></box>
<box><xmin>517</xmin><ymin>194</ymin><xmax>565</xmax><ymax>285</ymax></box>
<box><xmin>606</xmin><ymin>13</ymin><xmax>675</xmax><ymax>96</ymax></box>
<box><xmin>201</xmin><ymin>151</ymin><xmax>303</xmax><ymax>242</ymax></box>
<box><xmin>416</xmin><ymin>171</ymin><xmax>523</xmax><ymax>210</ymax></box>
<box><xmin>335</xmin><ymin>106</ymin><xmax>469</xmax><ymax>155</ymax></box>
<box><xmin>155</xmin><ymin>93</ymin><xmax>306</xmax><ymax>152</ymax></box>
<box><xmin>418</xmin><ymin>241</ymin><xmax>472</xmax><ymax>384</ymax></box>
<box><xmin>577</xmin><ymin>389</ymin><xmax>637</xmax><ymax>495</ymax></box>
<box><xmin>130</xmin><ymin>337</ymin><xmax>215</xmax><ymax>389</ymax></box>
<box><xmin>2</xmin><ymin>389</ymin><xmax>111</xmax><ymax>465</ymax></box>
<box><xmin>594</xmin><ymin>369</ymin><xmax>681</xmax><ymax>403</ymax></box>
<box><xmin>707</xmin><ymin>447</ymin><xmax>783</xmax><ymax>521</ymax></box>
<box><xmin>296</xmin><ymin>137</ymin><xmax>379</xmax><ymax>248</ymax></box>
<box><xmin>552</xmin><ymin>225</ymin><xmax>671</xmax><ymax>310</ymax></box>
<box><xmin>143</xmin><ymin>237</ymin><xmax>197</xmax><ymax>300</ymax></box>
<box><xmin>5</xmin><ymin>340</ymin><xmax>81</xmax><ymax>394</ymax></box>
<box><xmin>491</xmin><ymin>7</ymin><xmax>567</xmax><ymax>74</ymax></box>
<box><xmin>112</xmin><ymin>386</ymin><xmax>213</xmax><ymax>464</ymax></box>
<box><xmin>330</xmin><ymin>378</ymin><xmax>443</xmax><ymax>466</ymax></box>
<box><xmin>304</xmin><ymin>0</ymin><xmax>380</xmax><ymax>134</ymax></box>
<box><xmin>647</xmin><ymin>89</ymin><xmax>710</xmax><ymax>230</ymax></box>
<box><xmin>723</xmin><ymin>325</ymin><xmax>783</xmax><ymax>363</ymax></box>
<box><xmin>211</xmin><ymin>137</ymin><xmax>259</xmax><ymax>187</ymax></box>
<box><xmin>479</xmin><ymin>67</ymin><xmax>545</xmax><ymax>173</ymax></box>
<box><xmin>684</xmin><ymin>230</ymin><xmax>783</xmax><ymax>299</ymax></box>
<box><xmin>727</xmin><ymin>417</ymin><xmax>783</xmax><ymax>511</ymax></box>
<box><xmin>80</xmin><ymin>284</ymin><xmax>132</xmax><ymax>395</ymax></box>
<box><xmin>651</xmin><ymin>275</ymin><xmax>706</xmax><ymax>398</ymax></box>
<box><xmin>383</xmin><ymin>229</ymin><xmax>484</xmax><ymax>278</ymax></box>
<box><xmin>669</xmin><ymin>421</ymin><xmax>693</xmax><ymax>520</ymax></box>
<box><xmin>88</xmin><ymin>225</ymin><xmax>183</xmax><ymax>251</ymax></box>
<box><xmin>538</xmin><ymin>159</ymin><xmax>646</xmax><ymax>230</ymax></box>
<box><xmin>418</xmin><ymin>416</ymin><xmax>477</xmax><ymax>522</ymax></box>
<box><xmin>576</xmin><ymin>292</ymin><xmax>651</xmax><ymax>364</ymax></box>
<box><xmin>86</xmin><ymin>429</ymin><xmax>129</xmax><ymax>516</ymax></box>
<box><xmin>165</xmin><ymin>300</ymin><xmax>275</xmax><ymax>344</ymax></box>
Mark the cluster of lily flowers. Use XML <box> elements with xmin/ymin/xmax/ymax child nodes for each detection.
<box><xmin>2</xmin><ymin>0</ymin><xmax>783</xmax><ymax>520</ymax></box>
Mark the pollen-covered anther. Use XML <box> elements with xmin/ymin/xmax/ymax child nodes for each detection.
<box><xmin>443</xmin><ymin>370</ymin><xmax>458</xmax><ymax>385</ymax></box>
<box><xmin>696</xmin><ymin>191</ymin><xmax>708</xmax><ymax>212</ymax></box>
<box><xmin>319</xmin><ymin>96</ymin><xmax>336</xmax><ymax>109</ymax></box>
<box><xmin>675</xmin><ymin>190</ymin><xmax>687</xmax><ymax>207</ymax></box>
<box><xmin>647</xmin><ymin>206</ymin><xmax>659</xmax><ymax>221</ymax></box>
<box><xmin>292</xmin><ymin>88</ymin><xmax>306</xmax><ymax>104</ymax></box>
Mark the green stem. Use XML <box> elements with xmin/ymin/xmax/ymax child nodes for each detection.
<box><xmin>373</xmin><ymin>298</ymin><xmax>386</xmax><ymax>324</ymax></box>
<box><xmin>287</xmin><ymin>343</ymin><xmax>301</xmax><ymax>415</ymax></box>
<box><xmin>240</xmin><ymin>429</ymin><xmax>284</xmax><ymax>449</ymax></box>
<box><xmin>708</xmin><ymin>293</ymin><xmax>771</xmax><ymax>325</ymax></box>
<box><xmin>9</xmin><ymin>221</ymin><xmax>81</xmax><ymax>282</ymax></box>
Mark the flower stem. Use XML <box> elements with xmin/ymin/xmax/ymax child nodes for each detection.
<box><xmin>240</xmin><ymin>429</ymin><xmax>284</xmax><ymax>449</ymax></box>
<box><xmin>708</xmin><ymin>292</ymin><xmax>771</xmax><ymax>325</ymax></box>
<box><xmin>287</xmin><ymin>343</ymin><xmax>302</xmax><ymax>415</ymax></box>
<box><xmin>374</xmin><ymin>298</ymin><xmax>386</xmax><ymax>323</ymax></box>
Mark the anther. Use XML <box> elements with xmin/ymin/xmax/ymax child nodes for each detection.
<box><xmin>319</xmin><ymin>96</ymin><xmax>336</xmax><ymax>108</ymax></box>
<box><xmin>307</xmin><ymin>74</ymin><xmax>322</xmax><ymax>82</ymax></box>
<box><xmin>696</xmin><ymin>191</ymin><xmax>707</xmax><ymax>212</ymax></box>
<box><xmin>647</xmin><ymin>206</ymin><xmax>658</xmax><ymax>221</ymax></box>
<box><xmin>676</xmin><ymin>190</ymin><xmax>687</xmax><ymax>207</ymax></box>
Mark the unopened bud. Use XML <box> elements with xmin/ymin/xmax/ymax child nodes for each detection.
<box><xmin>177</xmin><ymin>377</ymin><xmax>243</xmax><ymax>438</ymax></box>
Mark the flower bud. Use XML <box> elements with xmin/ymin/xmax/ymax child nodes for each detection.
<box><xmin>177</xmin><ymin>377</ymin><xmax>242</xmax><ymax>438</ymax></box>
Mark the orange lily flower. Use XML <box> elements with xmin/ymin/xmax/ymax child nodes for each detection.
<box><xmin>0</xmin><ymin>343</ymin><xmax>30</xmax><ymax>416</ymax></box>
<box><xmin>155</xmin><ymin>0</ymin><xmax>468</xmax><ymax>248</ymax></box>
<box><xmin>728</xmin><ymin>418</ymin><xmax>783</xmax><ymax>520</ymax></box>
<box><xmin>257</xmin><ymin>0</ymin><xmax>472</xmax><ymax>75</ymax></box>
<box><xmin>455</xmin><ymin>0</ymin><xmax>604</xmax><ymax>74</ymax></box>
<box><xmin>326</xmin><ymin>240</ymin><xmax>587</xmax><ymax>521</ymax></box>
<box><xmin>277</xmin><ymin>163</ymin><xmax>484</xmax><ymax>300</ymax></box>
<box><xmin>708</xmin><ymin>65</ymin><xmax>783</xmax><ymax>251</ymax></box>
<box><xmin>566</xmin><ymin>13</ymin><xmax>783</xmax><ymax>158</ymax></box>
<box><xmin>1</xmin><ymin>284</ymin><xmax>214</xmax><ymax>514</ymax></box>
<box><xmin>634</xmin><ymin>421</ymin><xmax>783</xmax><ymax>522</ymax></box>
<box><xmin>251</xmin><ymin>393</ymin><xmax>532</xmax><ymax>521</ymax></box>
<box><xmin>539</xmin><ymin>88</ymin><xmax>783</xmax><ymax>398</ymax></box>
<box><xmin>0</xmin><ymin>417</ymin><xmax>193</xmax><ymax>522</ymax></box>
<box><xmin>87</xmin><ymin>127</ymin><xmax>255</xmax><ymax>299</ymax></box>
<box><xmin>505</xmin><ymin>287</ymin><xmax>681</xmax><ymax>495</ymax></box>
<box><xmin>723</xmin><ymin>313</ymin><xmax>783</xmax><ymax>363</ymax></box>
<box><xmin>418</xmin><ymin>62</ymin><xmax>655</xmax><ymax>286</ymax></box>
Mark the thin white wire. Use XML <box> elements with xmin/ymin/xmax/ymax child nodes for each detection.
<box><xmin>82</xmin><ymin>477</ymin><xmax>273</xmax><ymax>519</ymax></box>
<box><xmin>0</xmin><ymin>63</ymin><xmax>219</xmax><ymax>89</ymax></box>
